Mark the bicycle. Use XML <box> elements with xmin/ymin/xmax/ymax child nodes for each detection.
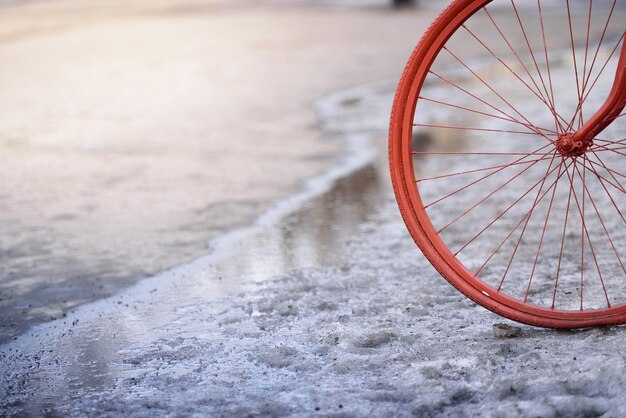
<box><xmin>389</xmin><ymin>0</ymin><xmax>626</xmax><ymax>328</ymax></box>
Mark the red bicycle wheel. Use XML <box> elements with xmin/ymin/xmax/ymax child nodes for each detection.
<box><xmin>390</xmin><ymin>0</ymin><xmax>626</xmax><ymax>328</ymax></box>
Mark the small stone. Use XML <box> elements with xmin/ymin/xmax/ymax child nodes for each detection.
<box><xmin>276</xmin><ymin>302</ymin><xmax>299</xmax><ymax>317</ymax></box>
<box><xmin>493</xmin><ymin>323</ymin><xmax>522</xmax><ymax>338</ymax></box>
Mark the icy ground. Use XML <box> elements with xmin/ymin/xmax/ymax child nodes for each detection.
<box><xmin>76</xmin><ymin>211</ymin><xmax>626</xmax><ymax>417</ymax></box>
<box><xmin>3</xmin><ymin>193</ymin><xmax>626</xmax><ymax>417</ymax></box>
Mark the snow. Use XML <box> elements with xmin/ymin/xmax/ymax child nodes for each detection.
<box><xmin>3</xmin><ymin>199</ymin><xmax>625</xmax><ymax>417</ymax></box>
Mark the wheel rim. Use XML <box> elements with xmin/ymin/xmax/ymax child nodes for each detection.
<box><xmin>392</xmin><ymin>0</ymin><xmax>626</xmax><ymax>326</ymax></box>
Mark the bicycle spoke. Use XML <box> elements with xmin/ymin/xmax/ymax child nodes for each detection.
<box><xmin>580</xmin><ymin>153</ymin><xmax>626</xmax><ymax>194</ymax></box>
<box><xmin>427</xmin><ymin>70</ymin><xmax>557</xmax><ymax>142</ymax></box>
<box><xmin>584</xmin><ymin>161</ymin><xmax>626</xmax><ymax>225</ymax></box>
<box><xmin>498</xmin><ymin>153</ymin><xmax>561</xmax><ymax>289</ymax></box>
<box><xmin>572</xmin><ymin>162</ymin><xmax>611</xmax><ymax>310</ymax></box>
<box><xmin>593</xmin><ymin>142</ymin><xmax>626</xmax><ymax>158</ymax></box>
<box><xmin>474</xmin><ymin>205</ymin><xmax>533</xmax><ymax>278</ymax></box>
<box><xmin>510</xmin><ymin>0</ymin><xmax>561</xmax><ymax>130</ymax></box>
<box><xmin>474</xmin><ymin>158</ymin><xmax>571</xmax><ymax>279</ymax></box>
<box><xmin>580</xmin><ymin>0</ymin><xmax>618</xmax><ymax>96</ymax></box>
<box><xmin>483</xmin><ymin>7</ymin><xmax>570</xmax><ymax>129</ymax></box>
<box><xmin>566</xmin><ymin>0</ymin><xmax>583</xmax><ymax>126</ymax></box>
<box><xmin>587</xmin><ymin>150</ymin><xmax>626</xmax><ymax>180</ymax></box>
<box><xmin>566</xmin><ymin>160</ymin><xmax>611</xmax><ymax>309</ymax></box>
<box><xmin>552</xmin><ymin>169</ymin><xmax>575</xmax><ymax>309</ymax></box>
<box><xmin>577</xmin><ymin>0</ymin><xmax>595</xmax><ymax>127</ymax></box>
<box><xmin>417</xmin><ymin>155</ymin><xmax>553</xmax><ymax>183</ymax></box>
<box><xmin>524</xmin><ymin>154</ymin><xmax>563</xmax><ymax>302</ymax></box>
<box><xmin>412</xmin><ymin>151</ymin><xmax>551</xmax><ymax>156</ymax></box>
<box><xmin>438</xmin><ymin>156</ymin><xmax>552</xmax><ymax>234</ymax></box>
<box><xmin>453</xmin><ymin>152</ymin><xmax>562</xmax><ymax>257</ymax></box>
<box><xmin>413</xmin><ymin>123</ymin><xmax>548</xmax><ymax>136</ymax></box>
<box><xmin>418</xmin><ymin>96</ymin><xmax>558</xmax><ymax>135</ymax></box>
<box><xmin>443</xmin><ymin>45</ymin><xmax>555</xmax><ymax>141</ymax></box>
<box><xmin>461</xmin><ymin>24</ymin><xmax>554</xmax><ymax>111</ymax></box>
<box><xmin>569</xmin><ymin>33</ymin><xmax>625</xmax><ymax>130</ymax></box>
<box><xmin>574</xmin><ymin>159</ymin><xmax>626</xmax><ymax>275</ymax></box>
<box><xmin>536</xmin><ymin>0</ymin><xmax>558</xmax><ymax>132</ymax></box>
<box><xmin>424</xmin><ymin>144</ymin><xmax>553</xmax><ymax>208</ymax></box>
<box><xmin>586</xmin><ymin>149</ymin><xmax>626</xmax><ymax>188</ymax></box>
<box><xmin>595</xmin><ymin>138</ymin><xmax>626</xmax><ymax>145</ymax></box>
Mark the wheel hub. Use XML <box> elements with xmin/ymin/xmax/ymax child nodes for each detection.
<box><xmin>555</xmin><ymin>133</ymin><xmax>592</xmax><ymax>158</ymax></box>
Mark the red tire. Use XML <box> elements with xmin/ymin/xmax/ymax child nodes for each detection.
<box><xmin>390</xmin><ymin>0</ymin><xmax>626</xmax><ymax>328</ymax></box>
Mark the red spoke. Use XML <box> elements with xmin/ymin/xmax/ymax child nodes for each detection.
<box><xmin>412</xmin><ymin>150</ymin><xmax>552</xmax><ymax>156</ymax></box>
<box><xmin>418</xmin><ymin>96</ymin><xmax>558</xmax><ymax>135</ymax></box>
<box><xmin>552</xmin><ymin>168</ymin><xmax>575</xmax><ymax>310</ymax></box>
<box><xmin>590</xmin><ymin>158</ymin><xmax>626</xmax><ymax>182</ymax></box>
<box><xmin>439</xmin><ymin>157</ymin><xmax>552</xmax><ymax>233</ymax></box>
<box><xmin>580</xmin><ymin>0</ymin><xmax>618</xmax><ymax>97</ymax></box>
<box><xmin>524</xmin><ymin>155</ymin><xmax>563</xmax><ymax>302</ymax></box>
<box><xmin>595</xmin><ymin>137</ymin><xmax>626</xmax><ymax>144</ymax></box>
<box><xmin>461</xmin><ymin>24</ymin><xmax>555</xmax><ymax>111</ymax></box>
<box><xmin>577</xmin><ymin>161</ymin><xmax>586</xmax><ymax>310</ymax></box>
<box><xmin>498</xmin><ymin>153</ymin><xmax>561</xmax><ymax>290</ymax></box>
<box><xmin>536</xmin><ymin>0</ymin><xmax>558</xmax><ymax>132</ymax></box>
<box><xmin>595</xmin><ymin>146</ymin><xmax>626</xmax><ymax>156</ymax></box>
<box><xmin>473</xmin><ymin>159</ymin><xmax>570</xmax><ymax>279</ymax></box>
<box><xmin>566</xmin><ymin>0</ymin><xmax>583</xmax><ymax>128</ymax></box>
<box><xmin>592</xmin><ymin>142</ymin><xmax>626</xmax><ymax>158</ymax></box>
<box><xmin>417</xmin><ymin>155</ymin><xmax>553</xmax><ymax>183</ymax></box>
<box><xmin>474</xmin><ymin>205</ymin><xmax>532</xmax><ymax>278</ymax></box>
<box><xmin>413</xmin><ymin>123</ymin><xmax>549</xmax><ymax>136</ymax></box>
<box><xmin>581</xmin><ymin>154</ymin><xmax>626</xmax><ymax>194</ymax></box>
<box><xmin>568</xmin><ymin>33</ymin><xmax>625</xmax><ymax>130</ymax></box>
<box><xmin>594</xmin><ymin>142</ymin><xmax>626</xmax><ymax>151</ymax></box>
<box><xmin>584</xmin><ymin>162</ymin><xmax>626</xmax><ymax>225</ymax></box>
<box><xmin>443</xmin><ymin>45</ymin><xmax>555</xmax><ymax>142</ymax></box>
<box><xmin>573</xmin><ymin>160</ymin><xmax>626</xmax><ymax>275</ymax></box>
<box><xmin>483</xmin><ymin>7</ymin><xmax>548</xmax><ymax>104</ymax></box>
<box><xmin>424</xmin><ymin>144</ymin><xmax>554</xmax><ymax>209</ymax></box>
<box><xmin>453</xmin><ymin>153</ymin><xmax>562</xmax><ymax>257</ymax></box>
<box><xmin>566</xmin><ymin>160</ymin><xmax>611</xmax><ymax>309</ymax></box>
<box><xmin>428</xmin><ymin>70</ymin><xmax>556</xmax><ymax>142</ymax></box>
<box><xmin>483</xmin><ymin>7</ymin><xmax>569</xmax><ymax>130</ymax></box>
<box><xmin>582</xmin><ymin>33</ymin><xmax>625</xmax><ymax>101</ymax></box>
<box><xmin>577</xmin><ymin>0</ymin><xmax>595</xmax><ymax>127</ymax></box>
<box><xmin>509</xmin><ymin>0</ymin><xmax>561</xmax><ymax>130</ymax></box>
<box><xmin>587</xmin><ymin>149</ymin><xmax>626</xmax><ymax>186</ymax></box>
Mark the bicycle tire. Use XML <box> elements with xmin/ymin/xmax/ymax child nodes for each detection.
<box><xmin>390</xmin><ymin>0</ymin><xmax>626</xmax><ymax>328</ymax></box>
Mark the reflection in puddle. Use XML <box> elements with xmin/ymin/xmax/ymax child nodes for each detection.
<box><xmin>226</xmin><ymin>164</ymin><xmax>387</xmax><ymax>277</ymax></box>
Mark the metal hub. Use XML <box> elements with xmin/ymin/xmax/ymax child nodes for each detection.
<box><xmin>555</xmin><ymin>133</ymin><xmax>592</xmax><ymax>158</ymax></box>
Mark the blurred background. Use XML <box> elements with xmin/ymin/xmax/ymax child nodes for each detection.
<box><xmin>0</xmin><ymin>0</ymin><xmax>432</xmax><ymax>341</ymax></box>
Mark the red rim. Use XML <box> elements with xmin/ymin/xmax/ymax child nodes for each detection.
<box><xmin>390</xmin><ymin>0</ymin><xmax>626</xmax><ymax>328</ymax></box>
